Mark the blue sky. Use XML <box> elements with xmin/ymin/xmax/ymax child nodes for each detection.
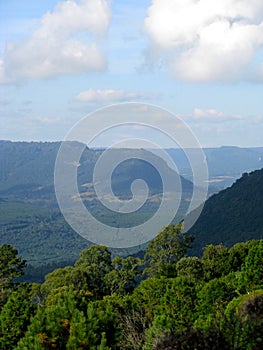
<box><xmin>1</xmin><ymin>0</ymin><xmax>263</xmax><ymax>147</ymax></box>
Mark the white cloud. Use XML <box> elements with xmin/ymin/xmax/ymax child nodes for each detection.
<box><xmin>74</xmin><ymin>89</ymin><xmax>153</xmax><ymax>102</ymax></box>
<box><xmin>190</xmin><ymin>108</ymin><xmax>244</xmax><ymax>122</ymax></box>
<box><xmin>173</xmin><ymin>108</ymin><xmax>246</xmax><ymax>124</ymax></box>
<box><xmin>0</xmin><ymin>0</ymin><xmax>111</xmax><ymax>82</ymax></box>
<box><xmin>144</xmin><ymin>0</ymin><xmax>263</xmax><ymax>82</ymax></box>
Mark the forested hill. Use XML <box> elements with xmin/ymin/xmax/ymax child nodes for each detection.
<box><xmin>1</xmin><ymin>141</ymin><xmax>263</xmax><ymax>202</ymax></box>
<box><xmin>0</xmin><ymin>140</ymin><xmax>193</xmax><ymax>205</ymax></box>
<box><xmin>188</xmin><ymin>168</ymin><xmax>263</xmax><ymax>254</ymax></box>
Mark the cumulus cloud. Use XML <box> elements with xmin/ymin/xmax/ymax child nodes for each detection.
<box><xmin>74</xmin><ymin>89</ymin><xmax>153</xmax><ymax>103</ymax></box>
<box><xmin>144</xmin><ymin>0</ymin><xmax>263</xmax><ymax>82</ymax></box>
<box><xmin>0</xmin><ymin>0</ymin><xmax>111</xmax><ymax>82</ymax></box>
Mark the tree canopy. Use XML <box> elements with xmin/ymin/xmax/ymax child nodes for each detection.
<box><xmin>0</xmin><ymin>229</ymin><xmax>262</xmax><ymax>349</ymax></box>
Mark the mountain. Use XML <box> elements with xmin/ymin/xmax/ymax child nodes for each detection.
<box><xmin>0</xmin><ymin>140</ymin><xmax>193</xmax><ymax>205</ymax></box>
<box><xmin>188</xmin><ymin>168</ymin><xmax>263</xmax><ymax>255</ymax></box>
<box><xmin>167</xmin><ymin>146</ymin><xmax>263</xmax><ymax>191</ymax></box>
<box><xmin>1</xmin><ymin>141</ymin><xmax>263</xmax><ymax>203</ymax></box>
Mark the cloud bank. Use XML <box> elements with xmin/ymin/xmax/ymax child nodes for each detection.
<box><xmin>190</xmin><ymin>108</ymin><xmax>244</xmax><ymax>122</ymax></box>
<box><xmin>0</xmin><ymin>0</ymin><xmax>111</xmax><ymax>83</ymax></box>
<box><xmin>144</xmin><ymin>0</ymin><xmax>263</xmax><ymax>82</ymax></box>
<box><xmin>74</xmin><ymin>89</ymin><xmax>153</xmax><ymax>103</ymax></box>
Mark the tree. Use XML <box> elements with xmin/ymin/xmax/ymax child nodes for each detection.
<box><xmin>144</xmin><ymin>223</ymin><xmax>194</xmax><ymax>277</ymax></box>
<box><xmin>228</xmin><ymin>241</ymin><xmax>257</xmax><ymax>272</ymax></box>
<box><xmin>41</xmin><ymin>266</ymin><xmax>75</xmax><ymax>295</ymax></box>
<box><xmin>0</xmin><ymin>284</ymin><xmax>36</xmax><ymax>350</ymax></box>
<box><xmin>74</xmin><ymin>245</ymin><xmax>112</xmax><ymax>298</ymax></box>
<box><xmin>16</xmin><ymin>287</ymin><xmax>119</xmax><ymax>350</ymax></box>
<box><xmin>224</xmin><ymin>290</ymin><xmax>263</xmax><ymax>349</ymax></box>
<box><xmin>201</xmin><ymin>244</ymin><xmax>229</xmax><ymax>281</ymax></box>
<box><xmin>152</xmin><ymin>328</ymin><xmax>231</xmax><ymax>350</ymax></box>
<box><xmin>16</xmin><ymin>286</ymin><xmax>77</xmax><ymax>349</ymax></box>
<box><xmin>0</xmin><ymin>244</ymin><xmax>26</xmax><ymax>309</ymax></box>
<box><xmin>176</xmin><ymin>256</ymin><xmax>204</xmax><ymax>281</ymax></box>
<box><xmin>104</xmin><ymin>256</ymin><xmax>142</xmax><ymax>296</ymax></box>
<box><xmin>238</xmin><ymin>240</ymin><xmax>263</xmax><ymax>292</ymax></box>
<box><xmin>196</xmin><ymin>277</ymin><xmax>237</xmax><ymax>318</ymax></box>
<box><xmin>152</xmin><ymin>276</ymin><xmax>198</xmax><ymax>333</ymax></box>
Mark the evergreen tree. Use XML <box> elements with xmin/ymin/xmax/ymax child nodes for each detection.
<box><xmin>0</xmin><ymin>244</ymin><xmax>26</xmax><ymax>309</ymax></box>
<box><xmin>0</xmin><ymin>284</ymin><xmax>36</xmax><ymax>350</ymax></box>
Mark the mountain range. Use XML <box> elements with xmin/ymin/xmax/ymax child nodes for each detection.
<box><xmin>0</xmin><ymin>140</ymin><xmax>263</xmax><ymax>269</ymax></box>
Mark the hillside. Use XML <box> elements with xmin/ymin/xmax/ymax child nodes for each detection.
<box><xmin>188</xmin><ymin>168</ymin><xmax>263</xmax><ymax>254</ymax></box>
<box><xmin>1</xmin><ymin>141</ymin><xmax>263</xmax><ymax>203</ymax></box>
<box><xmin>0</xmin><ymin>201</ymin><xmax>89</xmax><ymax>264</ymax></box>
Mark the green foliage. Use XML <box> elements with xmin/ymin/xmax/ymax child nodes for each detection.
<box><xmin>41</xmin><ymin>266</ymin><xmax>75</xmax><ymax>295</ymax></box>
<box><xmin>74</xmin><ymin>245</ymin><xmax>112</xmax><ymax>298</ymax></box>
<box><xmin>238</xmin><ymin>240</ymin><xmax>263</xmax><ymax>292</ymax></box>
<box><xmin>65</xmin><ymin>299</ymin><xmax>118</xmax><ymax>350</ymax></box>
<box><xmin>143</xmin><ymin>277</ymin><xmax>198</xmax><ymax>349</ymax></box>
<box><xmin>16</xmin><ymin>286</ymin><xmax>77</xmax><ymax>349</ymax></box>
<box><xmin>196</xmin><ymin>277</ymin><xmax>237</xmax><ymax>318</ymax></box>
<box><xmin>16</xmin><ymin>286</ymin><xmax>119</xmax><ymax>350</ymax></box>
<box><xmin>0</xmin><ymin>201</ymin><xmax>89</xmax><ymax>267</ymax></box>
<box><xmin>0</xmin><ymin>284</ymin><xmax>37</xmax><ymax>350</ymax></box>
<box><xmin>132</xmin><ymin>277</ymin><xmax>170</xmax><ymax>317</ymax></box>
<box><xmin>152</xmin><ymin>276</ymin><xmax>198</xmax><ymax>333</ymax></box>
<box><xmin>119</xmin><ymin>276</ymin><xmax>172</xmax><ymax>349</ymax></box>
<box><xmin>0</xmin><ymin>244</ymin><xmax>26</xmax><ymax>280</ymax></box>
<box><xmin>0</xmin><ymin>244</ymin><xmax>26</xmax><ymax>308</ymax></box>
<box><xmin>201</xmin><ymin>244</ymin><xmax>230</xmax><ymax>280</ymax></box>
<box><xmin>176</xmin><ymin>256</ymin><xmax>204</xmax><ymax>281</ymax></box>
<box><xmin>228</xmin><ymin>240</ymin><xmax>257</xmax><ymax>272</ymax></box>
<box><xmin>41</xmin><ymin>246</ymin><xmax>114</xmax><ymax>301</ymax></box>
<box><xmin>224</xmin><ymin>290</ymin><xmax>263</xmax><ymax>349</ymax></box>
<box><xmin>189</xmin><ymin>168</ymin><xmax>263</xmax><ymax>255</ymax></box>
<box><xmin>105</xmin><ymin>255</ymin><xmax>143</xmax><ymax>296</ymax></box>
<box><xmin>1</xmin><ymin>237</ymin><xmax>263</xmax><ymax>349</ymax></box>
<box><xmin>144</xmin><ymin>223</ymin><xmax>194</xmax><ymax>277</ymax></box>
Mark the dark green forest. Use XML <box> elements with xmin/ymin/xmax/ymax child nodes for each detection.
<box><xmin>2</xmin><ymin>166</ymin><xmax>263</xmax><ymax>282</ymax></box>
<box><xmin>0</xmin><ymin>225</ymin><xmax>262</xmax><ymax>349</ymax></box>
<box><xmin>188</xmin><ymin>168</ymin><xmax>263</xmax><ymax>254</ymax></box>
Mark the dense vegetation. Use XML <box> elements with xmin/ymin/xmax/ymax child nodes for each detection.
<box><xmin>2</xmin><ymin>165</ymin><xmax>263</xmax><ymax>273</ymax></box>
<box><xmin>189</xmin><ymin>168</ymin><xmax>263</xmax><ymax>254</ymax></box>
<box><xmin>0</xmin><ymin>225</ymin><xmax>262</xmax><ymax>349</ymax></box>
<box><xmin>0</xmin><ymin>201</ymin><xmax>89</xmax><ymax>265</ymax></box>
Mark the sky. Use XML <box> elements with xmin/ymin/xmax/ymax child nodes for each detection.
<box><xmin>1</xmin><ymin>0</ymin><xmax>263</xmax><ymax>147</ymax></box>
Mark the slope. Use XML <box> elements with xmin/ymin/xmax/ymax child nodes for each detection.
<box><xmin>188</xmin><ymin>168</ymin><xmax>263</xmax><ymax>255</ymax></box>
